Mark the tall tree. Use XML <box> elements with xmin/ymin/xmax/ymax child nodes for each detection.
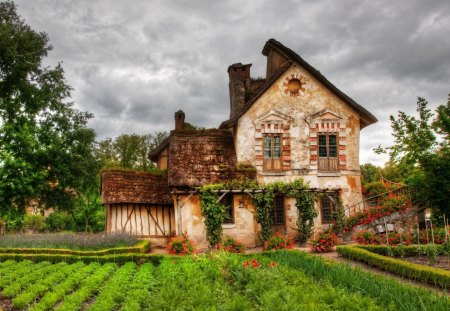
<box><xmin>378</xmin><ymin>96</ymin><xmax>450</xmax><ymax>215</ymax></box>
<box><xmin>0</xmin><ymin>2</ymin><xmax>98</xmax><ymax>213</ymax></box>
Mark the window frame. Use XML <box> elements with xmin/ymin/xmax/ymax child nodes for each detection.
<box><xmin>263</xmin><ymin>133</ymin><xmax>282</xmax><ymax>171</ymax></box>
<box><xmin>271</xmin><ymin>195</ymin><xmax>285</xmax><ymax>225</ymax></box>
<box><xmin>321</xmin><ymin>195</ymin><xmax>336</xmax><ymax>224</ymax></box>
<box><xmin>222</xmin><ymin>193</ymin><xmax>234</xmax><ymax>224</ymax></box>
<box><xmin>317</xmin><ymin>133</ymin><xmax>339</xmax><ymax>172</ymax></box>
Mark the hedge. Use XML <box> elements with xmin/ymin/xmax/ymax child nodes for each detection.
<box><xmin>0</xmin><ymin>240</ymin><xmax>150</xmax><ymax>256</ymax></box>
<box><xmin>355</xmin><ymin>244</ymin><xmax>447</xmax><ymax>257</ymax></box>
<box><xmin>0</xmin><ymin>252</ymin><xmax>165</xmax><ymax>265</ymax></box>
<box><xmin>336</xmin><ymin>245</ymin><xmax>450</xmax><ymax>288</ymax></box>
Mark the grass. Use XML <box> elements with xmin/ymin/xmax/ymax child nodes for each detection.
<box><xmin>0</xmin><ymin>251</ymin><xmax>448</xmax><ymax>310</ymax></box>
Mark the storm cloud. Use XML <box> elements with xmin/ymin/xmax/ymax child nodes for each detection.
<box><xmin>14</xmin><ymin>0</ymin><xmax>450</xmax><ymax>165</ymax></box>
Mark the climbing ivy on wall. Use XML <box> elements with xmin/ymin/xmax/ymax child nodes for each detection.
<box><xmin>198</xmin><ymin>179</ymin><xmax>317</xmax><ymax>247</ymax></box>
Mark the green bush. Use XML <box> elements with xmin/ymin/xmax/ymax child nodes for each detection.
<box><xmin>45</xmin><ymin>211</ymin><xmax>75</xmax><ymax>231</ymax></box>
<box><xmin>337</xmin><ymin>245</ymin><xmax>450</xmax><ymax>288</ymax></box>
<box><xmin>0</xmin><ymin>240</ymin><xmax>150</xmax><ymax>256</ymax></box>
<box><xmin>23</xmin><ymin>214</ymin><xmax>45</xmax><ymax>232</ymax></box>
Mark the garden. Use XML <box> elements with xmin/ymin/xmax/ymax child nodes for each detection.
<box><xmin>0</xmin><ymin>250</ymin><xmax>448</xmax><ymax>311</ymax></box>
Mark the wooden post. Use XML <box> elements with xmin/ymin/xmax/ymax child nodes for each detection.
<box><xmin>384</xmin><ymin>219</ymin><xmax>389</xmax><ymax>246</ymax></box>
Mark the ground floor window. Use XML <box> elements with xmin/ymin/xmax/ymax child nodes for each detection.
<box><xmin>222</xmin><ymin>193</ymin><xmax>234</xmax><ymax>224</ymax></box>
<box><xmin>321</xmin><ymin>195</ymin><xmax>337</xmax><ymax>224</ymax></box>
<box><xmin>271</xmin><ymin>195</ymin><xmax>285</xmax><ymax>225</ymax></box>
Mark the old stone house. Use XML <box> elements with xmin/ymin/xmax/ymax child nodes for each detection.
<box><xmin>101</xmin><ymin>39</ymin><xmax>377</xmax><ymax>247</ymax></box>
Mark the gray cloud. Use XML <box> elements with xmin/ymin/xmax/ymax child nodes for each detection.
<box><xmin>15</xmin><ymin>0</ymin><xmax>450</xmax><ymax>165</ymax></box>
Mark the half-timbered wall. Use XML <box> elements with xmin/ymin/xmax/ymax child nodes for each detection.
<box><xmin>107</xmin><ymin>204</ymin><xmax>175</xmax><ymax>237</ymax></box>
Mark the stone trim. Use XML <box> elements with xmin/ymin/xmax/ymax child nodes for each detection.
<box><xmin>253</xmin><ymin>110</ymin><xmax>293</xmax><ymax>172</ymax></box>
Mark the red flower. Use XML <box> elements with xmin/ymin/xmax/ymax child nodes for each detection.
<box><xmin>243</xmin><ymin>261</ymin><xmax>249</xmax><ymax>267</ymax></box>
<box><xmin>269</xmin><ymin>261</ymin><xmax>277</xmax><ymax>267</ymax></box>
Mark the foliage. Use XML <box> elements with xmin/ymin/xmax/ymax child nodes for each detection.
<box><xmin>360</xmin><ymin>163</ymin><xmax>382</xmax><ymax>185</ymax></box>
<box><xmin>413</xmin><ymin>227</ymin><xmax>449</xmax><ymax>245</ymax></box>
<box><xmin>345</xmin><ymin>193</ymin><xmax>409</xmax><ymax>229</ymax></box>
<box><xmin>263</xmin><ymin>232</ymin><xmax>294</xmax><ymax>251</ymax></box>
<box><xmin>0</xmin><ymin>2</ymin><xmax>99</xmax><ymax>213</ymax></box>
<box><xmin>377</xmin><ymin>95</ymin><xmax>450</xmax><ymax>216</ymax></box>
<box><xmin>198</xmin><ymin>184</ymin><xmax>227</xmax><ymax>247</ymax></box>
<box><xmin>330</xmin><ymin>198</ymin><xmax>346</xmax><ymax>236</ymax></box>
<box><xmin>45</xmin><ymin>211</ymin><xmax>75</xmax><ymax>231</ymax></box>
<box><xmin>96</xmin><ymin>131</ymin><xmax>169</xmax><ymax>171</ymax></box>
<box><xmin>22</xmin><ymin>214</ymin><xmax>45</xmax><ymax>232</ymax></box>
<box><xmin>311</xmin><ymin>231</ymin><xmax>339</xmax><ymax>253</ymax></box>
<box><xmin>265</xmin><ymin>250</ymin><xmax>449</xmax><ymax>311</ymax></box>
<box><xmin>0</xmin><ymin>232</ymin><xmax>138</xmax><ymax>250</ymax></box>
<box><xmin>362</xmin><ymin>181</ymin><xmax>387</xmax><ymax>197</ymax></box>
<box><xmin>337</xmin><ymin>245</ymin><xmax>450</xmax><ymax>289</ymax></box>
<box><xmin>385</xmin><ymin>232</ymin><xmax>412</xmax><ymax>246</ymax></box>
<box><xmin>72</xmin><ymin>190</ymin><xmax>105</xmax><ymax>232</ymax></box>
<box><xmin>167</xmin><ymin>234</ymin><xmax>194</xmax><ymax>255</ymax></box>
<box><xmin>220</xmin><ymin>236</ymin><xmax>245</xmax><ymax>253</ymax></box>
<box><xmin>354</xmin><ymin>230</ymin><xmax>382</xmax><ymax>245</ymax></box>
<box><xmin>199</xmin><ymin>179</ymin><xmax>317</xmax><ymax>245</ymax></box>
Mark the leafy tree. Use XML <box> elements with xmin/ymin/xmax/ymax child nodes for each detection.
<box><xmin>0</xmin><ymin>2</ymin><xmax>99</xmax><ymax>215</ymax></box>
<box><xmin>96</xmin><ymin>131</ymin><xmax>168</xmax><ymax>171</ymax></box>
<box><xmin>378</xmin><ymin>96</ymin><xmax>450</xmax><ymax>215</ymax></box>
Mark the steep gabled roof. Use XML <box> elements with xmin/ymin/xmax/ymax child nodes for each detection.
<box><xmin>220</xmin><ymin>38</ymin><xmax>377</xmax><ymax>129</ymax></box>
<box><xmin>101</xmin><ymin>170</ymin><xmax>172</xmax><ymax>204</ymax></box>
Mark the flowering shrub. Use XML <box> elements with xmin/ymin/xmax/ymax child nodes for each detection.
<box><xmin>385</xmin><ymin>232</ymin><xmax>412</xmax><ymax>245</ymax></box>
<box><xmin>354</xmin><ymin>230</ymin><xmax>382</xmax><ymax>245</ymax></box>
<box><xmin>346</xmin><ymin>194</ymin><xmax>409</xmax><ymax>230</ymax></box>
<box><xmin>413</xmin><ymin>228</ymin><xmax>449</xmax><ymax>245</ymax></box>
<box><xmin>220</xmin><ymin>236</ymin><xmax>245</xmax><ymax>253</ymax></box>
<box><xmin>263</xmin><ymin>232</ymin><xmax>294</xmax><ymax>251</ymax></box>
<box><xmin>311</xmin><ymin>231</ymin><xmax>340</xmax><ymax>253</ymax></box>
<box><xmin>167</xmin><ymin>234</ymin><xmax>195</xmax><ymax>255</ymax></box>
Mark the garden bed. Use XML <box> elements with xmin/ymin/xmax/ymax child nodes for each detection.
<box><xmin>0</xmin><ymin>250</ymin><xmax>447</xmax><ymax>311</ymax></box>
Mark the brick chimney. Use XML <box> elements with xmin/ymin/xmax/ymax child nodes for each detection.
<box><xmin>228</xmin><ymin>63</ymin><xmax>252</xmax><ymax>119</ymax></box>
<box><xmin>174</xmin><ymin>110</ymin><xmax>185</xmax><ymax>130</ymax></box>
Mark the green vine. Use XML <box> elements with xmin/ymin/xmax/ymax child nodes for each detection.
<box><xmin>198</xmin><ymin>179</ymin><xmax>318</xmax><ymax>246</ymax></box>
<box><xmin>331</xmin><ymin>198</ymin><xmax>346</xmax><ymax>236</ymax></box>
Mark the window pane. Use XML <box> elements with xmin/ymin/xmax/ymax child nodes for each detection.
<box><xmin>329</xmin><ymin>146</ymin><xmax>337</xmax><ymax>157</ymax></box>
<box><xmin>322</xmin><ymin>197</ymin><xmax>333</xmax><ymax>223</ymax></box>
<box><xmin>273</xmin><ymin>136</ymin><xmax>281</xmax><ymax>159</ymax></box>
<box><xmin>264</xmin><ymin>136</ymin><xmax>271</xmax><ymax>159</ymax></box>
<box><xmin>318</xmin><ymin>135</ymin><xmax>326</xmax><ymax>146</ymax></box>
<box><xmin>319</xmin><ymin>146</ymin><xmax>327</xmax><ymax>157</ymax></box>
<box><xmin>271</xmin><ymin>195</ymin><xmax>284</xmax><ymax>225</ymax></box>
<box><xmin>222</xmin><ymin>194</ymin><xmax>234</xmax><ymax>224</ymax></box>
<box><xmin>329</xmin><ymin>135</ymin><xmax>337</xmax><ymax>146</ymax></box>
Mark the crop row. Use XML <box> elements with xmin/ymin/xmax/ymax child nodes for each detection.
<box><xmin>0</xmin><ymin>250</ymin><xmax>449</xmax><ymax>311</ymax></box>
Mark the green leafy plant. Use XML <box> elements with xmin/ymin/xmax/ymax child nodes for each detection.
<box><xmin>311</xmin><ymin>231</ymin><xmax>340</xmax><ymax>253</ymax></box>
<box><xmin>167</xmin><ymin>234</ymin><xmax>195</xmax><ymax>255</ymax></box>
<box><xmin>199</xmin><ymin>185</ymin><xmax>227</xmax><ymax>247</ymax></box>
<box><xmin>354</xmin><ymin>230</ymin><xmax>382</xmax><ymax>245</ymax></box>
<box><xmin>220</xmin><ymin>236</ymin><xmax>245</xmax><ymax>253</ymax></box>
<box><xmin>263</xmin><ymin>232</ymin><xmax>294</xmax><ymax>251</ymax></box>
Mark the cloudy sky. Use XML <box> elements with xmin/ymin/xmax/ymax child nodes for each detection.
<box><xmin>14</xmin><ymin>0</ymin><xmax>450</xmax><ymax>165</ymax></box>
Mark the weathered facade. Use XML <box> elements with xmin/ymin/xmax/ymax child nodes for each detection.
<box><xmin>102</xmin><ymin>39</ymin><xmax>377</xmax><ymax>247</ymax></box>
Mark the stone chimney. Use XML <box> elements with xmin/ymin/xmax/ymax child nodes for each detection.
<box><xmin>174</xmin><ymin>110</ymin><xmax>185</xmax><ymax>130</ymax></box>
<box><xmin>228</xmin><ymin>63</ymin><xmax>252</xmax><ymax>119</ymax></box>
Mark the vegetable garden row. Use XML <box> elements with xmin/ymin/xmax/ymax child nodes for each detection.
<box><xmin>0</xmin><ymin>250</ymin><xmax>448</xmax><ymax>311</ymax></box>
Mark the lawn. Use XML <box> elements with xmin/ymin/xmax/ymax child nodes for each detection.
<box><xmin>0</xmin><ymin>250</ymin><xmax>448</xmax><ymax>311</ymax></box>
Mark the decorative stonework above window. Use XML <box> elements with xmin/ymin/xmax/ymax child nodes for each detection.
<box><xmin>253</xmin><ymin>110</ymin><xmax>293</xmax><ymax>172</ymax></box>
<box><xmin>306</xmin><ymin>109</ymin><xmax>347</xmax><ymax>172</ymax></box>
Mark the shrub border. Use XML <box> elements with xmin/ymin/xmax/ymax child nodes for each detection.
<box><xmin>0</xmin><ymin>252</ymin><xmax>164</xmax><ymax>265</ymax></box>
<box><xmin>354</xmin><ymin>244</ymin><xmax>446</xmax><ymax>257</ymax></box>
<box><xmin>0</xmin><ymin>240</ymin><xmax>150</xmax><ymax>256</ymax></box>
<box><xmin>336</xmin><ymin>245</ymin><xmax>450</xmax><ymax>288</ymax></box>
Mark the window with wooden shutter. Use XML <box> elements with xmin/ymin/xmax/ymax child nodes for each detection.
<box><xmin>321</xmin><ymin>195</ymin><xmax>337</xmax><ymax>224</ymax></box>
<box><xmin>222</xmin><ymin>193</ymin><xmax>234</xmax><ymax>224</ymax></box>
<box><xmin>318</xmin><ymin>133</ymin><xmax>338</xmax><ymax>172</ymax></box>
<box><xmin>263</xmin><ymin>134</ymin><xmax>282</xmax><ymax>171</ymax></box>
